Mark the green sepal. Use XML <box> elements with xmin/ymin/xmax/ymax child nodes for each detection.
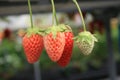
<box><xmin>58</xmin><ymin>24</ymin><xmax>73</xmax><ymax>32</ymax></box>
<box><xmin>51</xmin><ymin>26</ymin><xmax>57</xmax><ymax>39</ymax></box>
<box><xmin>74</xmin><ymin>31</ymin><xmax>98</xmax><ymax>45</ymax></box>
<box><xmin>44</xmin><ymin>24</ymin><xmax>73</xmax><ymax>39</ymax></box>
<box><xmin>44</xmin><ymin>24</ymin><xmax>66</xmax><ymax>39</ymax></box>
<box><xmin>26</xmin><ymin>27</ymin><xmax>45</xmax><ymax>37</ymax></box>
<box><xmin>44</xmin><ymin>25</ymin><xmax>60</xmax><ymax>39</ymax></box>
<box><xmin>92</xmin><ymin>34</ymin><xmax>98</xmax><ymax>42</ymax></box>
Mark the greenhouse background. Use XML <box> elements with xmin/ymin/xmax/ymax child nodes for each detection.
<box><xmin>0</xmin><ymin>0</ymin><xmax>120</xmax><ymax>80</ymax></box>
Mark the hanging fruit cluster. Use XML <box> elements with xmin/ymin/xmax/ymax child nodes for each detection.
<box><xmin>18</xmin><ymin>0</ymin><xmax>98</xmax><ymax>67</ymax></box>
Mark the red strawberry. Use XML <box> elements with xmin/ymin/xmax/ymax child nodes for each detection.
<box><xmin>22</xmin><ymin>0</ymin><xmax>44</xmax><ymax>63</ymax></box>
<box><xmin>44</xmin><ymin>26</ymin><xmax>65</xmax><ymax>62</ymax></box>
<box><xmin>57</xmin><ymin>31</ymin><xmax>74</xmax><ymax>67</ymax></box>
<box><xmin>22</xmin><ymin>28</ymin><xmax>44</xmax><ymax>63</ymax></box>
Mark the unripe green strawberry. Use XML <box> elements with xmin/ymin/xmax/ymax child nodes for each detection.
<box><xmin>22</xmin><ymin>28</ymin><xmax>44</xmax><ymax>63</ymax></box>
<box><xmin>74</xmin><ymin>31</ymin><xmax>97</xmax><ymax>55</ymax></box>
<box><xmin>57</xmin><ymin>25</ymin><xmax>74</xmax><ymax>67</ymax></box>
<box><xmin>72</xmin><ymin>0</ymin><xmax>98</xmax><ymax>55</ymax></box>
<box><xmin>44</xmin><ymin>25</ymin><xmax>66</xmax><ymax>62</ymax></box>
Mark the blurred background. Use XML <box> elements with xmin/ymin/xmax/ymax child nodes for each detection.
<box><xmin>0</xmin><ymin>0</ymin><xmax>120</xmax><ymax>80</ymax></box>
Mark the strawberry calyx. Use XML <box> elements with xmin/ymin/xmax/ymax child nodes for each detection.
<box><xmin>58</xmin><ymin>24</ymin><xmax>73</xmax><ymax>32</ymax></box>
<box><xmin>74</xmin><ymin>31</ymin><xmax>98</xmax><ymax>45</ymax></box>
<box><xmin>44</xmin><ymin>24</ymin><xmax>72</xmax><ymax>39</ymax></box>
<box><xmin>44</xmin><ymin>25</ymin><xmax>62</xmax><ymax>39</ymax></box>
<box><xmin>26</xmin><ymin>27</ymin><xmax>45</xmax><ymax>37</ymax></box>
<box><xmin>50</xmin><ymin>0</ymin><xmax>73</xmax><ymax>39</ymax></box>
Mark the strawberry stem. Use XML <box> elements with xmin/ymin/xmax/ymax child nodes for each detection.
<box><xmin>28</xmin><ymin>0</ymin><xmax>33</xmax><ymax>28</ymax></box>
<box><xmin>51</xmin><ymin>0</ymin><xmax>59</xmax><ymax>25</ymax></box>
<box><xmin>73</xmin><ymin>0</ymin><xmax>86</xmax><ymax>31</ymax></box>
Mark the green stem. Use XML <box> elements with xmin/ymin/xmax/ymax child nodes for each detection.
<box><xmin>28</xmin><ymin>0</ymin><xmax>33</xmax><ymax>28</ymax></box>
<box><xmin>73</xmin><ymin>0</ymin><xmax>86</xmax><ymax>31</ymax></box>
<box><xmin>51</xmin><ymin>0</ymin><xmax>58</xmax><ymax>25</ymax></box>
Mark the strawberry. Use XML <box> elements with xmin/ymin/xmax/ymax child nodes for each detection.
<box><xmin>57</xmin><ymin>25</ymin><xmax>74</xmax><ymax>67</ymax></box>
<box><xmin>18</xmin><ymin>29</ymin><xmax>26</xmax><ymax>38</ymax></box>
<box><xmin>44</xmin><ymin>26</ymin><xmax>65</xmax><ymax>62</ymax></box>
<box><xmin>22</xmin><ymin>28</ymin><xmax>44</xmax><ymax>63</ymax></box>
<box><xmin>73</xmin><ymin>0</ymin><xmax>98</xmax><ymax>55</ymax></box>
<box><xmin>74</xmin><ymin>31</ymin><xmax>97</xmax><ymax>55</ymax></box>
<box><xmin>22</xmin><ymin>0</ymin><xmax>44</xmax><ymax>63</ymax></box>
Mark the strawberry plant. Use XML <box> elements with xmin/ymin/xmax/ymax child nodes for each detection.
<box><xmin>73</xmin><ymin>0</ymin><xmax>98</xmax><ymax>55</ymax></box>
<box><xmin>22</xmin><ymin>0</ymin><xmax>44</xmax><ymax>64</ymax></box>
<box><xmin>57</xmin><ymin>25</ymin><xmax>74</xmax><ymax>67</ymax></box>
<box><xmin>44</xmin><ymin>0</ymin><xmax>65</xmax><ymax>62</ymax></box>
<box><xmin>44</xmin><ymin>0</ymin><xmax>74</xmax><ymax>67</ymax></box>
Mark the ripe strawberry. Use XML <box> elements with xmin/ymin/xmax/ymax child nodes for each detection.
<box><xmin>44</xmin><ymin>26</ymin><xmax>65</xmax><ymax>62</ymax></box>
<box><xmin>22</xmin><ymin>0</ymin><xmax>44</xmax><ymax>63</ymax></box>
<box><xmin>74</xmin><ymin>31</ymin><xmax>97</xmax><ymax>55</ymax></box>
<box><xmin>22</xmin><ymin>28</ymin><xmax>44</xmax><ymax>63</ymax></box>
<box><xmin>57</xmin><ymin>25</ymin><xmax>74</xmax><ymax>67</ymax></box>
